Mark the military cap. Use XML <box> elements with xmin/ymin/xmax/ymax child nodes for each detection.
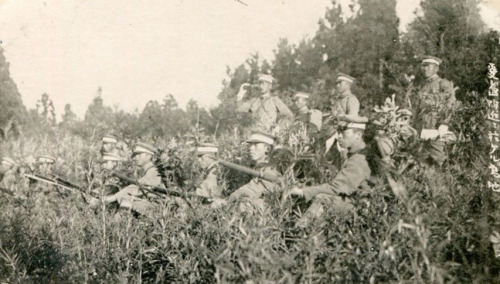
<box><xmin>102</xmin><ymin>152</ymin><xmax>122</xmax><ymax>162</ymax></box>
<box><xmin>102</xmin><ymin>134</ymin><xmax>118</xmax><ymax>143</ymax></box>
<box><xmin>336</xmin><ymin>72</ymin><xmax>355</xmax><ymax>83</ymax></box>
<box><xmin>246</xmin><ymin>131</ymin><xmax>276</xmax><ymax>145</ymax></box>
<box><xmin>1</xmin><ymin>157</ymin><xmax>16</xmax><ymax>167</ymax></box>
<box><xmin>396</xmin><ymin>109</ymin><xmax>413</xmax><ymax>117</ymax></box>
<box><xmin>421</xmin><ymin>55</ymin><xmax>442</xmax><ymax>66</ymax></box>
<box><xmin>38</xmin><ymin>155</ymin><xmax>56</xmax><ymax>164</ymax></box>
<box><xmin>294</xmin><ymin>92</ymin><xmax>310</xmax><ymax>99</ymax></box>
<box><xmin>196</xmin><ymin>143</ymin><xmax>219</xmax><ymax>157</ymax></box>
<box><xmin>339</xmin><ymin>116</ymin><xmax>369</xmax><ymax>130</ymax></box>
<box><xmin>132</xmin><ymin>142</ymin><xmax>158</xmax><ymax>156</ymax></box>
<box><xmin>258</xmin><ymin>74</ymin><xmax>275</xmax><ymax>84</ymax></box>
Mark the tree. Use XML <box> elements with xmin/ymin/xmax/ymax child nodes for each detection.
<box><xmin>84</xmin><ymin>87</ymin><xmax>113</xmax><ymax>128</ymax></box>
<box><xmin>0</xmin><ymin>46</ymin><xmax>26</xmax><ymax>138</ymax></box>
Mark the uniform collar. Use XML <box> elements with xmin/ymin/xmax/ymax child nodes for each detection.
<box><xmin>347</xmin><ymin>140</ymin><xmax>366</xmax><ymax>156</ymax></box>
<box><xmin>426</xmin><ymin>74</ymin><xmax>440</xmax><ymax>82</ymax></box>
<box><xmin>339</xmin><ymin>89</ymin><xmax>352</xmax><ymax>98</ymax></box>
<box><xmin>299</xmin><ymin>106</ymin><xmax>309</xmax><ymax>114</ymax></box>
<box><xmin>142</xmin><ymin>162</ymin><xmax>155</xmax><ymax>173</ymax></box>
<box><xmin>261</xmin><ymin>93</ymin><xmax>272</xmax><ymax>100</ymax></box>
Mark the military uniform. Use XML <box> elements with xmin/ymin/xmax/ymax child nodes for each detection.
<box><xmin>228</xmin><ymin>164</ymin><xmax>280</xmax><ymax>212</ymax></box>
<box><xmin>113</xmin><ymin>163</ymin><xmax>162</xmax><ymax>214</ymax></box>
<box><xmin>238</xmin><ymin>95</ymin><xmax>294</xmax><ymax>131</ymax></box>
<box><xmin>331</xmin><ymin>92</ymin><xmax>360</xmax><ymax>118</ymax></box>
<box><xmin>295</xmin><ymin>107</ymin><xmax>323</xmax><ymax>133</ymax></box>
<box><xmin>301</xmin><ymin>142</ymin><xmax>371</xmax><ymax>214</ymax></box>
<box><xmin>195</xmin><ymin>163</ymin><xmax>220</xmax><ymax>198</ymax></box>
<box><xmin>413</xmin><ymin>57</ymin><xmax>456</xmax><ymax>165</ymax></box>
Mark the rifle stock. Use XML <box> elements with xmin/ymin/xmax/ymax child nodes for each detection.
<box><xmin>218</xmin><ymin>160</ymin><xmax>279</xmax><ymax>183</ymax></box>
<box><xmin>111</xmin><ymin>172</ymin><xmax>209</xmax><ymax>201</ymax></box>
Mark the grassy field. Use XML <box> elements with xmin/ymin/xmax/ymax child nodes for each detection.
<box><xmin>0</xmin><ymin>125</ymin><xmax>497</xmax><ymax>283</ymax></box>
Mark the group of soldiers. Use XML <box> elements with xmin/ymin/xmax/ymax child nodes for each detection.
<box><xmin>0</xmin><ymin>55</ymin><xmax>457</xmax><ymax>223</ymax></box>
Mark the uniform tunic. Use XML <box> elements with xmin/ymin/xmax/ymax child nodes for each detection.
<box><xmin>195</xmin><ymin>164</ymin><xmax>221</xmax><ymax>198</ymax></box>
<box><xmin>413</xmin><ymin>75</ymin><xmax>456</xmax><ymax>165</ymax></box>
<box><xmin>228</xmin><ymin>164</ymin><xmax>280</xmax><ymax>212</ymax></box>
<box><xmin>114</xmin><ymin>163</ymin><xmax>163</xmax><ymax>214</ymax></box>
<box><xmin>237</xmin><ymin>95</ymin><xmax>294</xmax><ymax>131</ymax></box>
<box><xmin>301</xmin><ymin>142</ymin><xmax>371</xmax><ymax>214</ymax></box>
<box><xmin>295</xmin><ymin>108</ymin><xmax>323</xmax><ymax>133</ymax></box>
<box><xmin>331</xmin><ymin>91</ymin><xmax>360</xmax><ymax>117</ymax></box>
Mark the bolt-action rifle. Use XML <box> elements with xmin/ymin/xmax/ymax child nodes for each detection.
<box><xmin>111</xmin><ymin>172</ymin><xmax>210</xmax><ymax>203</ymax></box>
<box><xmin>24</xmin><ymin>173</ymin><xmax>88</xmax><ymax>200</ymax></box>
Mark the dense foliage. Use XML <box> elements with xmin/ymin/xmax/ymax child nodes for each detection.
<box><xmin>0</xmin><ymin>0</ymin><xmax>499</xmax><ymax>283</ymax></box>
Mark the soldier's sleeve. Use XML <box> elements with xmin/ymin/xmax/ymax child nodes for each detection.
<box><xmin>272</xmin><ymin>97</ymin><xmax>294</xmax><ymax>118</ymax></box>
<box><xmin>438</xmin><ymin>79</ymin><xmax>456</xmax><ymax>126</ymax></box>
<box><xmin>346</xmin><ymin>96</ymin><xmax>360</xmax><ymax>116</ymax></box>
<box><xmin>138</xmin><ymin>169</ymin><xmax>162</xmax><ymax>187</ymax></box>
<box><xmin>303</xmin><ymin>154</ymin><xmax>370</xmax><ymax>201</ymax></box>
<box><xmin>310</xmin><ymin>110</ymin><xmax>323</xmax><ymax>130</ymax></box>
<box><xmin>237</xmin><ymin>98</ymin><xmax>255</xmax><ymax>113</ymax></box>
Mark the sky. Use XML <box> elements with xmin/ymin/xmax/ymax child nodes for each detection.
<box><xmin>0</xmin><ymin>0</ymin><xmax>498</xmax><ymax>119</ymax></box>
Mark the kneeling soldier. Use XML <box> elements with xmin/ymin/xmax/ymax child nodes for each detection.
<box><xmin>289</xmin><ymin>117</ymin><xmax>371</xmax><ymax>222</ymax></box>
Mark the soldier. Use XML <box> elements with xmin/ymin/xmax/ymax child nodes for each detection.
<box><xmin>194</xmin><ymin>143</ymin><xmax>221</xmax><ymax>199</ymax></box>
<box><xmin>92</xmin><ymin>152</ymin><xmax>124</xmax><ymax>195</ymax></box>
<box><xmin>294</xmin><ymin>92</ymin><xmax>322</xmax><ymax>132</ymax></box>
<box><xmin>212</xmin><ymin>131</ymin><xmax>280</xmax><ymax>212</ymax></box>
<box><xmin>0</xmin><ymin>157</ymin><xmax>17</xmax><ymax>189</ymax></box>
<box><xmin>101</xmin><ymin>133</ymin><xmax>130</xmax><ymax>159</ymax></box>
<box><xmin>236</xmin><ymin>74</ymin><xmax>294</xmax><ymax>132</ymax></box>
<box><xmin>413</xmin><ymin>56</ymin><xmax>456</xmax><ymax>166</ymax></box>
<box><xmin>36</xmin><ymin>155</ymin><xmax>56</xmax><ymax>176</ymax></box>
<box><xmin>101</xmin><ymin>142</ymin><xmax>162</xmax><ymax>215</ymax></box>
<box><xmin>289</xmin><ymin>116</ymin><xmax>371</xmax><ymax>223</ymax></box>
<box><xmin>323</xmin><ymin>73</ymin><xmax>361</xmax><ymax>160</ymax></box>
<box><xmin>330</xmin><ymin>72</ymin><xmax>360</xmax><ymax>121</ymax></box>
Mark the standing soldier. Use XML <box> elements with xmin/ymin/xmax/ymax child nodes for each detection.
<box><xmin>323</xmin><ymin>73</ymin><xmax>361</xmax><ymax>160</ymax></box>
<box><xmin>0</xmin><ymin>157</ymin><xmax>17</xmax><ymax>189</ymax></box>
<box><xmin>100</xmin><ymin>142</ymin><xmax>162</xmax><ymax>215</ymax></box>
<box><xmin>194</xmin><ymin>143</ymin><xmax>221</xmax><ymax>199</ymax></box>
<box><xmin>236</xmin><ymin>74</ymin><xmax>294</xmax><ymax>132</ymax></box>
<box><xmin>413</xmin><ymin>56</ymin><xmax>456</xmax><ymax>166</ymax></box>
<box><xmin>330</xmin><ymin>73</ymin><xmax>360</xmax><ymax>120</ymax></box>
<box><xmin>289</xmin><ymin>116</ymin><xmax>371</xmax><ymax>224</ymax></box>
<box><xmin>212</xmin><ymin>131</ymin><xmax>280</xmax><ymax>213</ymax></box>
<box><xmin>294</xmin><ymin>92</ymin><xmax>323</xmax><ymax>133</ymax></box>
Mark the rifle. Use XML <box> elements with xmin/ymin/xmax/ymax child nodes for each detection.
<box><xmin>217</xmin><ymin>160</ymin><xmax>280</xmax><ymax>183</ymax></box>
<box><xmin>24</xmin><ymin>174</ymin><xmax>89</xmax><ymax>201</ymax></box>
<box><xmin>111</xmin><ymin>172</ymin><xmax>210</xmax><ymax>203</ymax></box>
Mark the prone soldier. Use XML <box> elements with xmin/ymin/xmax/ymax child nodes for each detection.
<box><xmin>101</xmin><ymin>133</ymin><xmax>130</xmax><ymax>159</ymax></box>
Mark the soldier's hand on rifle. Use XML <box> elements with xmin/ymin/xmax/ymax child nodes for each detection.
<box><xmin>237</xmin><ymin>83</ymin><xmax>251</xmax><ymax>101</ymax></box>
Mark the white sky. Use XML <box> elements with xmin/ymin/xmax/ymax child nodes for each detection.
<box><xmin>0</xmin><ymin>0</ymin><xmax>498</xmax><ymax>119</ymax></box>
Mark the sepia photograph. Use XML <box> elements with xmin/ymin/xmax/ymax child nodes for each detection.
<box><xmin>0</xmin><ymin>0</ymin><xmax>500</xmax><ymax>282</ymax></box>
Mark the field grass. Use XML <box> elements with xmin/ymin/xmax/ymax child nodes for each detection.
<box><xmin>0</xmin><ymin>128</ymin><xmax>497</xmax><ymax>283</ymax></box>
